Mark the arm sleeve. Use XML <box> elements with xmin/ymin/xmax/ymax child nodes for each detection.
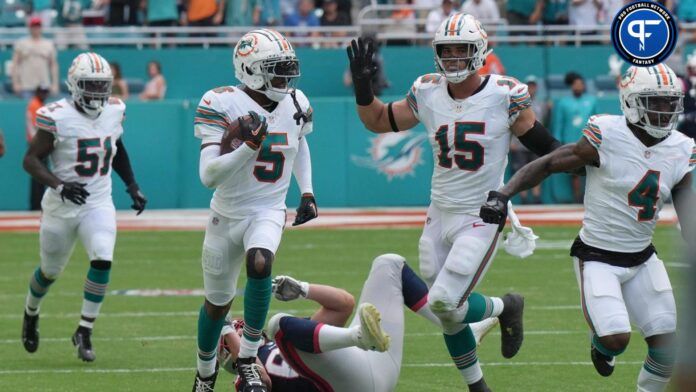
<box><xmin>199</xmin><ymin>143</ymin><xmax>257</xmax><ymax>189</ymax></box>
<box><xmin>508</xmin><ymin>83</ymin><xmax>532</xmax><ymax>126</ymax></box>
<box><xmin>113</xmin><ymin>138</ymin><xmax>136</xmax><ymax>187</ymax></box>
<box><xmin>293</xmin><ymin>137</ymin><xmax>313</xmax><ymax>195</ymax></box>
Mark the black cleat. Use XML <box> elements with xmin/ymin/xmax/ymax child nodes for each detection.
<box><xmin>468</xmin><ymin>377</ymin><xmax>492</xmax><ymax>392</ymax></box>
<box><xmin>192</xmin><ymin>368</ymin><xmax>218</xmax><ymax>392</ymax></box>
<box><xmin>591</xmin><ymin>346</ymin><xmax>615</xmax><ymax>377</ymax></box>
<box><xmin>22</xmin><ymin>312</ymin><xmax>39</xmax><ymax>353</ymax></box>
<box><xmin>236</xmin><ymin>357</ymin><xmax>267</xmax><ymax>392</ymax></box>
<box><xmin>499</xmin><ymin>293</ymin><xmax>524</xmax><ymax>359</ymax></box>
<box><xmin>72</xmin><ymin>326</ymin><xmax>96</xmax><ymax>362</ymax></box>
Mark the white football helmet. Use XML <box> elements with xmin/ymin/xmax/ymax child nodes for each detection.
<box><xmin>432</xmin><ymin>13</ymin><xmax>491</xmax><ymax>84</ymax></box>
<box><xmin>66</xmin><ymin>52</ymin><xmax>113</xmax><ymax>118</ymax></box>
<box><xmin>619</xmin><ymin>64</ymin><xmax>684</xmax><ymax>139</ymax></box>
<box><xmin>233</xmin><ymin>29</ymin><xmax>300</xmax><ymax>102</ymax></box>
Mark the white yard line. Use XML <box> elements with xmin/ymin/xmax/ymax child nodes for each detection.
<box><xmin>0</xmin><ymin>329</ymin><xmax>593</xmax><ymax>344</ymax></box>
<box><xmin>0</xmin><ymin>304</ymin><xmax>583</xmax><ymax>320</ymax></box>
<box><xmin>0</xmin><ymin>361</ymin><xmax>646</xmax><ymax>375</ymax></box>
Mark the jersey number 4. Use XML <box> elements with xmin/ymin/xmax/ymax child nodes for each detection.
<box><xmin>254</xmin><ymin>133</ymin><xmax>288</xmax><ymax>183</ymax></box>
<box><xmin>435</xmin><ymin>122</ymin><xmax>485</xmax><ymax>171</ymax></box>
<box><xmin>628</xmin><ymin>170</ymin><xmax>660</xmax><ymax>221</ymax></box>
<box><xmin>76</xmin><ymin>137</ymin><xmax>113</xmax><ymax>177</ymax></box>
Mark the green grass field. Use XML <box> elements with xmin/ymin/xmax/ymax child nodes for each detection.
<box><xmin>0</xmin><ymin>226</ymin><xmax>686</xmax><ymax>391</ymax></box>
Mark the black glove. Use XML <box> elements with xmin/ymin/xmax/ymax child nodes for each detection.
<box><xmin>126</xmin><ymin>183</ymin><xmax>147</xmax><ymax>215</ymax></box>
<box><xmin>346</xmin><ymin>38</ymin><xmax>377</xmax><ymax>106</ymax></box>
<box><xmin>239</xmin><ymin>111</ymin><xmax>268</xmax><ymax>150</ymax></box>
<box><xmin>479</xmin><ymin>191</ymin><xmax>510</xmax><ymax>232</ymax></box>
<box><xmin>58</xmin><ymin>182</ymin><xmax>89</xmax><ymax>205</ymax></box>
<box><xmin>292</xmin><ymin>193</ymin><xmax>318</xmax><ymax>226</ymax></box>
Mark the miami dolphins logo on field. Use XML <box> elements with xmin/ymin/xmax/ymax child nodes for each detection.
<box><xmin>236</xmin><ymin>35</ymin><xmax>258</xmax><ymax>57</ymax></box>
<box><xmin>351</xmin><ymin>131</ymin><xmax>427</xmax><ymax>180</ymax></box>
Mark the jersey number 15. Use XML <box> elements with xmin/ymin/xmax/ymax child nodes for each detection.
<box><xmin>435</xmin><ymin>122</ymin><xmax>485</xmax><ymax>171</ymax></box>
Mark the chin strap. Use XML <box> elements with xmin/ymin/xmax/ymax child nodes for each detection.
<box><xmin>290</xmin><ymin>90</ymin><xmax>309</xmax><ymax>126</ymax></box>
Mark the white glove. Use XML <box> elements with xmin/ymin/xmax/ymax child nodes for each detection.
<box><xmin>503</xmin><ymin>203</ymin><xmax>539</xmax><ymax>259</ymax></box>
<box><xmin>608</xmin><ymin>54</ymin><xmax>624</xmax><ymax>77</ymax></box>
<box><xmin>272</xmin><ymin>275</ymin><xmax>309</xmax><ymax>301</ymax></box>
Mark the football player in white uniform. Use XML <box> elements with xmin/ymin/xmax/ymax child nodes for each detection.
<box><xmin>217</xmin><ymin>254</ymin><xmax>499</xmax><ymax>392</ymax></box>
<box><xmin>21</xmin><ymin>52</ymin><xmax>147</xmax><ymax>362</ymax></box>
<box><xmin>192</xmin><ymin>29</ymin><xmax>317</xmax><ymax>392</ymax></box>
<box><xmin>347</xmin><ymin>13</ymin><xmax>561</xmax><ymax>391</ymax></box>
<box><xmin>480</xmin><ymin>64</ymin><xmax>695</xmax><ymax>392</ymax></box>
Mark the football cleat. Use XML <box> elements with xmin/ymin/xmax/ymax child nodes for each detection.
<box><xmin>356</xmin><ymin>303</ymin><xmax>390</xmax><ymax>352</ymax></box>
<box><xmin>22</xmin><ymin>311</ymin><xmax>39</xmax><ymax>353</ymax></box>
<box><xmin>192</xmin><ymin>367</ymin><xmax>219</xmax><ymax>392</ymax></box>
<box><xmin>471</xmin><ymin>317</ymin><xmax>499</xmax><ymax>347</ymax></box>
<box><xmin>468</xmin><ymin>377</ymin><xmax>492</xmax><ymax>392</ymax></box>
<box><xmin>236</xmin><ymin>357</ymin><xmax>267</xmax><ymax>392</ymax></box>
<box><xmin>72</xmin><ymin>326</ymin><xmax>96</xmax><ymax>362</ymax></box>
<box><xmin>591</xmin><ymin>345</ymin><xmax>615</xmax><ymax>377</ymax></box>
<box><xmin>499</xmin><ymin>293</ymin><xmax>525</xmax><ymax>359</ymax></box>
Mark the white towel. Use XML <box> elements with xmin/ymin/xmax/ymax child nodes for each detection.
<box><xmin>503</xmin><ymin>202</ymin><xmax>538</xmax><ymax>259</ymax></box>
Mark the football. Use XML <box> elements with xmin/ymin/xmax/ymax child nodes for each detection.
<box><xmin>219</xmin><ymin>116</ymin><xmax>247</xmax><ymax>155</ymax></box>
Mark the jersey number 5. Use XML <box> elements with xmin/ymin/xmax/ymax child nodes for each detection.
<box><xmin>628</xmin><ymin>170</ymin><xmax>660</xmax><ymax>221</ymax></box>
<box><xmin>254</xmin><ymin>133</ymin><xmax>288</xmax><ymax>183</ymax></box>
<box><xmin>435</xmin><ymin>122</ymin><xmax>485</xmax><ymax>171</ymax></box>
<box><xmin>76</xmin><ymin>137</ymin><xmax>113</xmax><ymax>177</ymax></box>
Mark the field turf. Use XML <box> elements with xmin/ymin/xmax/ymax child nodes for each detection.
<box><xmin>0</xmin><ymin>226</ymin><xmax>686</xmax><ymax>391</ymax></box>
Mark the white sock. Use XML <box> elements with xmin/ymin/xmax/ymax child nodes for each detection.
<box><xmin>238</xmin><ymin>335</ymin><xmax>262</xmax><ymax>359</ymax></box>
<box><xmin>79</xmin><ymin>319</ymin><xmax>94</xmax><ymax>329</ymax></box>
<box><xmin>197</xmin><ymin>356</ymin><xmax>217</xmax><ymax>378</ymax></box>
<box><xmin>460</xmin><ymin>361</ymin><xmax>483</xmax><ymax>385</ymax></box>
<box><xmin>317</xmin><ymin>324</ymin><xmax>360</xmax><ymax>352</ymax></box>
<box><xmin>25</xmin><ymin>293</ymin><xmax>41</xmax><ymax>316</ymax></box>
<box><xmin>81</xmin><ymin>299</ymin><xmax>103</xmax><ymax>319</ymax></box>
<box><xmin>637</xmin><ymin>366</ymin><xmax>670</xmax><ymax>392</ymax></box>
<box><xmin>490</xmin><ymin>297</ymin><xmax>504</xmax><ymax>318</ymax></box>
<box><xmin>25</xmin><ymin>290</ymin><xmax>42</xmax><ymax>316</ymax></box>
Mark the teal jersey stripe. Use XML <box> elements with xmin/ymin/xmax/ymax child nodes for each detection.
<box><xmin>195</xmin><ymin>110</ymin><xmax>228</xmax><ymax>123</ymax></box>
<box><xmin>194</xmin><ymin>120</ymin><xmax>227</xmax><ymax>132</ymax></box>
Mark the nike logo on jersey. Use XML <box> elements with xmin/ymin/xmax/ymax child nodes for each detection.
<box><xmin>203</xmin><ymin>99</ymin><xmax>211</xmax><ymax>105</ymax></box>
<box><xmin>473</xmin><ymin>222</ymin><xmax>486</xmax><ymax>228</ymax></box>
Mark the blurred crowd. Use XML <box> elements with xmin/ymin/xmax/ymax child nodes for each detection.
<box><xmin>0</xmin><ymin>0</ymin><xmax>694</xmax><ymax>30</ymax></box>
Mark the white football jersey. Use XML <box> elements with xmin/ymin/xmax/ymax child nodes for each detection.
<box><xmin>37</xmin><ymin>98</ymin><xmax>125</xmax><ymax>218</ymax></box>
<box><xmin>194</xmin><ymin>86</ymin><xmax>313</xmax><ymax>218</ymax></box>
<box><xmin>407</xmin><ymin>73</ymin><xmax>532</xmax><ymax>214</ymax></box>
<box><xmin>579</xmin><ymin>115</ymin><xmax>696</xmax><ymax>253</ymax></box>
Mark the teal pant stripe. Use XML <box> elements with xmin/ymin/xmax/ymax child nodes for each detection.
<box><xmin>243</xmin><ymin>276</ymin><xmax>272</xmax><ymax>342</ymax></box>
<box><xmin>197</xmin><ymin>305</ymin><xmax>225</xmax><ymax>358</ymax></box>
